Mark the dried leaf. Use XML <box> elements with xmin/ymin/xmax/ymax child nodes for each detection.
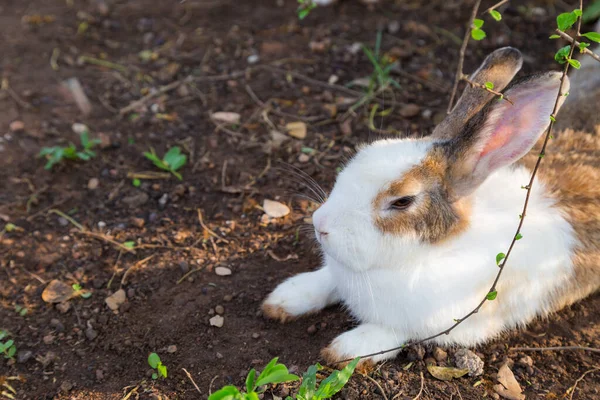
<box><xmin>427</xmin><ymin>365</ymin><xmax>469</xmax><ymax>381</ymax></box>
<box><xmin>42</xmin><ymin>280</ymin><xmax>74</xmax><ymax>303</ymax></box>
<box><xmin>494</xmin><ymin>363</ymin><xmax>525</xmax><ymax>400</ymax></box>
<box><xmin>263</xmin><ymin>199</ymin><xmax>290</xmax><ymax>218</ymax></box>
<box><xmin>105</xmin><ymin>289</ymin><xmax>126</xmax><ymax>311</ymax></box>
<box><xmin>285</xmin><ymin>122</ymin><xmax>307</xmax><ymax>139</ymax></box>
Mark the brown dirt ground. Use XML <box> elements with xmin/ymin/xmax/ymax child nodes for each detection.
<box><xmin>0</xmin><ymin>0</ymin><xmax>599</xmax><ymax>399</ymax></box>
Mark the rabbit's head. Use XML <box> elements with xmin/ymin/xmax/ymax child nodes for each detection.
<box><xmin>313</xmin><ymin>47</ymin><xmax>569</xmax><ymax>272</ymax></box>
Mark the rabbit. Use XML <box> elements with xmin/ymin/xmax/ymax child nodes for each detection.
<box><xmin>262</xmin><ymin>43</ymin><xmax>600</xmax><ymax>369</ymax></box>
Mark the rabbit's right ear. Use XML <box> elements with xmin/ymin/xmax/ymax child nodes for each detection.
<box><xmin>433</xmin><ymin>47</ymin><xmax>523</xmax><ymax>139</ymax></box>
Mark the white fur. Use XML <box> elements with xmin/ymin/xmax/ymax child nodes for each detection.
<box><xmin>264</xmin><ymin>137</ymin><xmax>576</xmax><ymax>362</ymax></box>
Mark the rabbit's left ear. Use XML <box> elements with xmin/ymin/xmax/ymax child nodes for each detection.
<box><xmin>446</xmin><ymin>72</ymin><xmax>569</xmax><ymax>199</ymax></box>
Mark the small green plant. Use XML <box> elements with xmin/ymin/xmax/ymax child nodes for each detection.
<box><xmin>209</xmin><ymin>357</ymin><xmax>359</xmax><ymax>400</ymax></box>
<box><xmin>38</xmin><ymin>130</ymin><xmax>101</xmax><ymax>170</ymax></box>
<box><xmin>297</xmin><ymin>0</ymin><xmax>316</xmax><ymax>20</ymax></box>
<box><xmin>143</xmin><ymin>146</ymin><xmax>187</xmax><ymax>180</ymax></box>
<box><xmin>148</xmin><ymin>353</ymin><xmax>167</xmax><ymax>380</ymax></box>
<box><xmin>361</xmin><ymin>31</ymin><xmax>401</xmax><ymax>93</ymax></box>
<box><xmin>471</xmin><ymin>18</ymin><xmax>486</xmax><ymax>40</ymax></box>
<box><xmin>14</xmin><ymin>305</ymin><xmax>27</xmax><ymax>317</ymax></box>
<box><xmin>72</xmin><ymin>283</ymin><xmax>92</xmax><ymax>299</ymax></box>
<box><xmin>132</xmin><ymin>178</ymin><xmax>141</xmax><ymax>187</ymax></box>
<box><xmin>551</xmin><ymin>8</ymin><xmax>600</xmax><ymax>70</ymax></box>
<box><xmin>0</xmin><ymin>331</ymin><xmax>16</xmax><ymax>360</ymax></box>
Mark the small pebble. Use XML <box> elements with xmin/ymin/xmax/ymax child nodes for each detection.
<box><xmin>247</xmin><ymin>54</ymin><xmax>260</xmax><ymax>64</ymax></box>
<box><xmin>17</xmin><ymin>350</ymin><xmax>33</xmax><ymax>364</ymax></box>
<box><xmin>50</xmin><ymin>319</ymin><xmax>65</xmax><ymax>332</ymax></box>
<box><xmin>210</xmin><ymin>315</ymin><xmax>224</xmax><ymax>328</ymax></box>
<box><xmin>43</xmin><ymin>334</ymin><xmax>55</xmax><ymax>345</ymax></box>
<box><xmin>215</xmin><ymin>267</ymin><xmax>232</xmax><ymax>276</ymax></box>
<box><xmin>432</xmin><ymin>347</ymin><xmax>448</xmax><ymax>362</ymax></box>
<box><xmin>454</xmin><ymin>348</ymin><xmax>484</xmax><ymax>377</ymax></box>
<box><xmin>252</xmin><ymin>333</ymin><xmax>260</xmax><ymax>339</ymax></box>
<box><xmin>96</xmin><ymin>369</ymin><xmax>104</xmax><ymax>381</ymax></box>
<box><xmin>307</xmin><ymin>325</ymin><xmax>317</xmax><ymax>335</ymax></box>
<box><xmin>167</xmin><ymin>345</ymin><xmax>177</xmax><ymax>353</ymax></box>
<box><xmin>60</xmin><ymin>381</ymin><xmax>73</xmax><ymax>392</ymax></box>
<box><xmin>88</xmin><ymin>178</ymin><xmax>99</xmax><ymax>190</ymax></box>
<box><xmin>223</xmin><ymin>294</ymin><xmax>233</xmax><ymax>302</ymax></box>
<box><xmin>179</xmin><ymin>261</ymin><xmax>190</xmax><ymax>274</ymax></box>
<box><xmin>9</xmin><ymin>120</ymin><xmax>25</xmax><ymax>132</ymax></box>
<box><xmin>85</xmin><ymin>328</ymin><xmax>98</xmax><ymax>341</ymax></box>
<box><xmin>215</xmin><ymin>305</ymin><xmax>225</xmax><ymax>315</ymax></box>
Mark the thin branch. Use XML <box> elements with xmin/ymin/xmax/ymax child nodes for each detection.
<box><xmin>360</xmin><ymin>373</ymin><xmax>389</xmax><ymax>400</ymax></box>
<box><xmin>447</xmin><ymin>0</ymin><xmax>482</xmax><ymax>113</ymax></box>
<box><xmin>182</xmin><ymin>368</ymin><xmax>202</xmax><ymax>395</ymax></box>
<box><xmin>118</xmin><ymin>76</ymin><xmax>191</xmax><ymax>115</ymax></box>
<box><xmin>555</xmin><ymin>29</ymin><xmax>600</xmax><ymax>63</ymax></box>
<box><xmin>463</xmin><ymin>75</ymin><xmax>514</xmax><ymax>104</ymax></box>
<box><xmin>482</xmin><ymin>0</ymin><xmax>509</xmax><ymax>15</ymax></box>
<box><xmin>335</xmin><ymin>0</ymin><xmax>586</xmax><ymax>366</ymax></box>
<box><xmin>567</xmin><ymin>367</ymin><xmax>600</xmax><ymax>400</ymax></box>
<box><xmin>510</xmin><ymin>346</ymin><xmax>600</xmax><ymax>354</ymax></box>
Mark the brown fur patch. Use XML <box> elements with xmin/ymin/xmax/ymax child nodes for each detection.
<box><xmin>520</xmin><ymin>130</ymin><xmax>600</xmax><ymax>309</ymax></box>
<box><xmin>373</xmin><ymin>150</ymin><xmax>471</xmax><ymax>243</ymax></box>
<box><xmin>320</xmin><ymin>346</ymin><xmax>375</xmax><ymax>373</ymax></box>
<box><xmin>261</xmin><ymin>303</ymin><xmax>295</xmax><ymax>323</ymax></box>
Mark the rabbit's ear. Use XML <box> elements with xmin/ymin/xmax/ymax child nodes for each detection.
<box><xmin>446</xmin><ymin>72</ymin><xmax>569</xmax><ymax>199</ymax></box>
<box><xmin>433</xmin><ymin>47</ymin><xmax>523</xmax><ymax>139</ymax></box>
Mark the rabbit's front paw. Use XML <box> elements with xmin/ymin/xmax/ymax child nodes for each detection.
<box><xmin>262</xmin><ymin>267</ymin><xmax>339</xmax><ymax>323</ymax></box>
<box><xmin>321</xmin><ymin>324</ymin><xmax>403</xmax><ymax>370</ymax></box>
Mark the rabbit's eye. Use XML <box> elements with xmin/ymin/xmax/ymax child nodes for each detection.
<box><xmin>390</xmin><ymin>196</ymin><xmax>415</xmax><ymax>210</ymax></box>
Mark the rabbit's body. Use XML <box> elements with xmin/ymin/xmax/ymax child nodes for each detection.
<box><xmin>263</xmin><ymin>45</ymin><xmax>600</xmax><ymax>367</ymax></box>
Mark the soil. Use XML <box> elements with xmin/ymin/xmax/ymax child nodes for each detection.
<box><xmin>0</xmin><ymin>0</ymin><xmax>599</xmax><ymax>399</ymax></box>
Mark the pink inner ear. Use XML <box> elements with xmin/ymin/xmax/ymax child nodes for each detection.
<box><xmin>477</xmin><ymin>97</ymin><xmax>549</xmax><ymax>170</ymax></box>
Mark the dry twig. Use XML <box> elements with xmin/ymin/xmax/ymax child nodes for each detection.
<box><xmin>566</xmin><ymin>367</ymin><xmax>599</xmax><ymax>400</ymax></box>
<box><xmin>447</xmin><ymin>0</ymin><xmax>483</xmax><ymax>113</ymax></box>
<box><xmin>510</xmin><ymin>345</ymin><xmax>600</xmax><ymax>354</ymax></box>
<box><xmin>182</xmin><ymin>368</ymin><xmax>202</xmax><ymax>395</ymax></box>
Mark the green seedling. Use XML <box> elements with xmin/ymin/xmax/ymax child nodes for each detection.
<box><xmin>123</xmin><ymin>241</ymin><xmax>136</xmax><ymax>250</ymax></box>
<box><xmin>297</xmin><ymin>0</ymin><xmax>316</xmax><ymax>20</ymax></box>
<box><xmin>209</xmin><ymin>357</ymin><xmax>359</xmax><ymax>400</ymax></box>
<box><xmin>132</xmin><ymin>178</ymin><xmax>141</xmax><ymax>187</ymax></box>
<box><xmin>148</xmin><ymin>353</ymin><xmax>167</xmax><ymax>380</ymax></box>
<box><xmin>0</xmin><ymin>331</ymin><xmax>16</xmax><ymax>360</ymax></box>
<box><xmin>38</xmin><ymin>130</ymin><xmax>101</xmax><ymax>170</ymax></box>
<box><xmin>209</xmin><ymin>357</ymin><xmax>299</xmax><ymax>400</ymax></box>
<box><xmin>72</xmin><ymin>283</ymin><xmax>92</xmax><ymax>299</ymax></box>
<box><xmin>0</xmin><ymin>223</ymin><xmax>22</xmax><ymax>238</ymax></box>
<box><xmin>143</xmin><ymin>146</ymin><xmax>187</xmax><ymax>180</ymax></box>
<box><xmin>14</xmin><ymin>305</ymin><xmax>27</xmax><ymax>317</ymax></box>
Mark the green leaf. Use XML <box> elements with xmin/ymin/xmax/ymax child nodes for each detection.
<box><xmin>0</xmin><ymin>331</ymin><xmax>7</xmax><ymax>341</ymax></box>
<box><xmin>80</xmin><ymin>131</ymin><xmax>90</xmax><ymax>149</ymax></box>
<box><xmin>246</xmin><ymin>393</ymin><xmax>260</xmax><ymax>400</ymax></box>
<box><xmin>550</xmin><ymin>115</ymin><xmax>557</xmax><ymax>122</ymax></box>
<box><xmin>486</xmin><ymin>290</ymin><xmax>498</xmax><ymax>300</ymax></box>
<box><xmin>549</xmin><ymin>34</ymin><xmax>561</xmax><ymax>39</ymax></box>
<box><xmin>489</xmin><ymin>10</ymin><xmax>502</xmax><ymax>21</ymax></box>
<box><xmin>485</xmin><ymin>81</ymin><xmax>494</xmax><ymax>90</ymax></box>
<box><xmin>207</xmin><ymin>386</ymin><xmax>242</xmax><ymax>400</ymax></box>
<box><xmin>19</xmin><ymin>308</ymin><xmax>28</xmax><ymax>317</ymax></box>
<box><xmin>144</xmin><ymin>150</ymin><xmax>169</xmax><ymax>171</ymax></box>
<box><xmin>148</xmin><ymin>352</ymin><xmax>160</xmax><ymax>369</ymax></box>
<box><xmin>72</xmin><ymin>283</ymin><xmax>82</xmax><ymax>291</ymax></box>
<box><xmin>515</xmin><ymin>233</ymin><xmax>523</xmax><ymax>240</ymax></box>
<box><xmin>123</xmin><ymin>241</ymin><xmax>136</xmax><ymax>249</ymax></box>
<box><xmin>581</xmin><ymin>32</ymin><xmax>600</xmax><ymax>43</ymax></box>
<box><xmin>473</xmin><ymin>18</ymin><xmax>484</xmax><ymax>28</ymax></box>
<box><xmin>255</xmin><ymin>365</ymin><xmax>298</xmax><ymax>387</ymax></box>
<box><xmin>7</xmin><ymin>345</ymin><xmax>16</xmax><ymax>358</ymax></box>
<box><xmin>573</xmin><ymin>9</ymin><xmax>582</xmax><ymax>17</ymax></box>
<box><xmin>151</xmin><ymin>373</ymin><xmax>158</xmax><ymax>380</ymax></box>
<box><xmin>554</xmin><ymin>45</ymin><xmax>571</xmax><ymax>64</ymax></box>
<box><xmin>471</xmin><ymin>28</ymin><xmax>486</xmax><ymax>41</ymax></box>
<box><xmin>568</xmin><ymin>58</ymin><xmax>581</xmax><ymax>69</ymax></box>
<box><xmin>496</xmin><ymin>252</ymin><xmax>506</xmax><ymax>266</ymax></box>
<box><xmin>163</xmin><ymin>147</ymin><xmax>182</xmax><ymax>167</ymax></box>
<box><xmin>297</xmin><ymin>364</ymin><xmax>320</xmax><ymax>399</ymax></box>
<box><xmin>3</xmin><ymin>340</ymin><xmax>14</xmax><ymax>349</ymax></box>
<box><xmin>579</xmin><ymin>42</ymin><xmax>590</xmax><ymax>53</ymax></box>
<box><xmin>5</xmin><ymin>223</ymin><xmax>16</xmax><ymax>232</ymax></box>
<box><xmin>315</xmin><ymin>358</ymin><xmax>359</xmax><ymax>398</ymax></box>
<box><xmin>245</xmin><ymin>368</ymin><xmax>257</xmax><ymax>393</ymax></box>
<box><xmin>80</xmin><ymin>292</ymin><xmax>92</xmax><ymax>299</ymax></box>
<box><xmin>132</xmin><ymin>178</ymin><xmax>141</xmax><ymax>187</ymax></box>
<box><xmin>556</xmin><ymin>11</ymin><xmax>579</xmax><ymax>31</ymax></box>
<box><xmin>157</xmin><ymin>363</ymin><xmax>167</xmax><ymax>378</ymax></box>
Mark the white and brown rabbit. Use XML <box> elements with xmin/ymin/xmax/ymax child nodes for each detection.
<box><xmin>262</xmin><ymin>42</ymin><xmax>600</xmax><ymax>368</ymax></box>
